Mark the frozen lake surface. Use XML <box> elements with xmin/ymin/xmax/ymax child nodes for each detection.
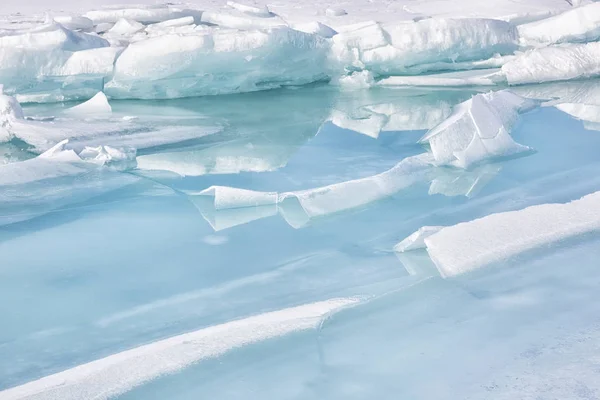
<box><xmin>2</xmin><ymin>0</ymin><xmax>600</xmax><ymax>398</ymax></box>
<box><xmin>2</xmin><ymin>83</ymin><xmax>600</xmax><ymax>399</ymax></box>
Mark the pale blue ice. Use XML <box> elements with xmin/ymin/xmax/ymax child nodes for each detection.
<box><xmin>2</xmin><ymin>84</ymin><xmax>600</xmax><ymax>399</ymax></box>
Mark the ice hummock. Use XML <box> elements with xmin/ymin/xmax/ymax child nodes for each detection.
<box><xmin>331</xmin><ymin>19</ymin><xmax>518</xmax><ymax>75</ymax></box>
<box><xmin>518</xmin><ymin>2</ymin><xmax>600</xmax><ymax>46</ymax></box>
<box><xmin>3</xmin><ymin>0</ymin><xmax>600</xmax><ymax>101</ymax></box>
<box><xmin>105</xmin><ymin>27</ymin><xmax>331</xmax><ymax>99</ymax></box>
<box><xmin>419</xmin><ymin>90</ymin><xmax>535</xmax><ymax>168</ymax></box>
<box><xmin>502</xmin><ymin>42</ymin><xmax>600</xmax><ymax>85</ymax></box>
<box><xmin>396</xmin><ymin>190</ymin><xmax>600</xmax><ymax>277</ymax></box>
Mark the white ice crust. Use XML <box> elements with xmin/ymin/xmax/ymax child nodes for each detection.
<box><xmin>397</xmin><ymin>191</ymin><xmax>600</xmax><ymax>277</ymax></box>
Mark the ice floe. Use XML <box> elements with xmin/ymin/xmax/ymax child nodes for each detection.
<box><xmin>0</xmin><ymin>298</ymin><xmax>360</xmax><ymax>400</ymax></box>
<box><xmin>105</xmin><ymin>27</ymin><xmax>330</xmax><ymax>99</ymax></box>
<box><xmin>396</xmin><ymin>190</ymin><xmax>600</xmax><ymax>277</ymax></box>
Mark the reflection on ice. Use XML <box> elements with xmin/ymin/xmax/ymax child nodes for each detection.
<box><xmin>327</xmin><ymin>89</ymin><xmax>471</xmax><ymax>137</ymax></box>
<box><xmin>0</xmin><ymin>140</ymin><xmax>138</xmax><ymax>226</ymax></box>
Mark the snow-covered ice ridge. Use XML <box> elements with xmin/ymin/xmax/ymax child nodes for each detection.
<box><xmin>3</xmin><ymin>0</ymin><xmax>600</xmax><ymax>101</ymax></box>
<box><xmin>396</xmin><ymin>190</ymin><xmax>600</xmax><ymax>277</ymax></box>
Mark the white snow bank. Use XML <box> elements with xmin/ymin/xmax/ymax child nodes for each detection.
<box><xmin>226</xmin><ymin>1</ymin><xmax>271</xmax><ymax>17</ymax></box>
<box><xmin>83</xmin><ymin>5</ymin><xmax>185</xmax><ymax>24</ymax></box>
<box><xmin>105</xmin><ymin>27</ymin><xmax>329</xmax><ymax>99</ymax></box>
<box><xmin>419</xmin><ymin>90</ymin><xmax>535</xmax><ymax>168</ymax></box>
<box><xmin>331</xmin><ymin>19</ymin><xmax>517</xmax><ymax>75</ymax></box>
<box><xmin>201</xmin><ymin>9</ymin><xmax>286</xmax><ymax>30</ymax></box>
<box><xmin>0</xmin><ymin>21</ymin><xmax>107</xmax><ymax>51</ymax></box>
<box><xmin>502</xmin><ymin>42</ymin><xmax>600</xmax><ymax>85</ymax></box>
<box><xmin>396</xmin><ymin>190</ymin><xmax>600</xmax><ymax>277</ymax></box>
<box><xmin>292</xmin><ymin>21</ymin><xmax>337</xmax><ymax>38</ymax></box>
<box><xmin>64</xmin><ymin>91</ymin><xmax>112</xmax><ymax>116</ymax></box>
<box><xmin>0</xmin><ymin>298</ymin><xmax>360</xmax><ymax>400</ymax></box>
<box><xmin>518</xmin><ymin>3</ymin><xmax>600</xmax><ymax>46</ymax></box>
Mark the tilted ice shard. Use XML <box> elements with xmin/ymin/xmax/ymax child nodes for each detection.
<box><xmin>189</xmin><ymin>153</ymin><xmax>432</xmax><ymax>229</ymax></box>
<box><xmin>331</xmin><ymin>19</ymin><xmax>517</xmax><ymax>75</ymax></box>
<box><xmin>394</xmin><ymin>226</ymin><xmax>444</xmax><ymax>252</ymax></box>
<box><xmin>502</xmin><ymin>42</ymin><xmax>600</xmax><ymax>85</ymax></box>
<box><xmin>0</xmin><ymin>298</ymin><xmax>360</xmax><ymax>400</ymax></box>
<box><xmin>278</xmin><ymin>153</ymin><xmax>432</xmax><ymax>222</ymax></box>
<box><xmin>105</xmin><ymin>27</ymin><xmax>330</xmax><ymax>99</ymax></box>
<box><xmin>518</xmin><ymin>3</ymin><xmax>600</xmax><ymax>46</ymax></box>
<box><xmin>419</xmin><ymin>90</ymin><xmax>535</xmax><ymax>168</ymax></box>
<box><xmin>396</xmin><ymin>190</ymin><xmax>600</xmax><ymax>277</ymax></box>
<box><xmin>64</xmin><ymin>91</ymin><xmax>112</xmax><ymax>116</ymax></box>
